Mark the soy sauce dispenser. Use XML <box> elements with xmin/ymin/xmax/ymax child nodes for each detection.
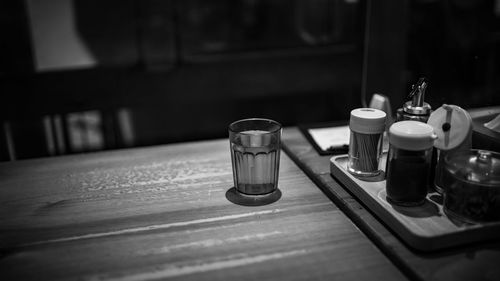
<box><xmin>396</xmin><ymin>77</ymin><xmax>432</xmax><ymax>123</ymax></box>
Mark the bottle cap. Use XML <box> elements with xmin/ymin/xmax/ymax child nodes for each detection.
<box><xmin>349</xmin><ymin>108</ymin><xmax>386</xmax><ymax>134</ymax></box>
<box><xmin>389</xmin><ymin>121</ymin><xmax>436</xmax><ymax>151</ymax></box>
<box><xmin>427</xmin><ymin>104</ymin><xmax>472</xmax><ymax>151</ymax></box>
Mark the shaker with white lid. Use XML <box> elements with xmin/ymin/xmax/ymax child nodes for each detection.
<box><xmin>347</xmin><ymin>108</ymin><xmax>386</xmax><ymax>177</ymax></box>
<box><xmin>385</xmin><ymin>121</ymin><xmax>437</xmax><ymax>206</ymax></box>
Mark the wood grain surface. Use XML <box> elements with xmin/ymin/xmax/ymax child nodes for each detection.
<box><xmin>0</xmin><ymin>139</ymin><xmax>406</xmax><ymax>280</ymax></box>
<box><xmin>282</xmin><ymin>127</ymin><xmax>500</xmax><ymax>281</ymax></box>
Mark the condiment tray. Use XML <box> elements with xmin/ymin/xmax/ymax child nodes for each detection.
<box><xmin>330</xmin><ymin>154</ymin><xmax>500</xmax><ymax>252</ymax></box>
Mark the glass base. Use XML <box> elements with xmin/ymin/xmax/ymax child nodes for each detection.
<box><xmin>348</xmin><ymin>168</ymin><xmax>385</xmax><ymax>182</ymax></box>
<box><xmin>347</xmin><ymin>167</ymin><xmax>381</xmax><ymax>177</ymax></box>
<box><xmin>225</xmin><ymin>187</ymin><xmax>281</xmax><ymax>206</ymax></box>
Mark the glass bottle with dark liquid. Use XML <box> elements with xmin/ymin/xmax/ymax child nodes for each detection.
<box><xmin>385</xmin><ymin>121</ymin><xmax>436</xmax><ymax>206</ymax></box>
<box><xmin>386</xmin><ymin>147</ymin><xmax>432</xmax><ymax>206</ymax></box>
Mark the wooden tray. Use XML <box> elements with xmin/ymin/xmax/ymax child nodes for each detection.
<box><xmin>330</xmin><ymin>154</ymin><xmax>500</xmax><ymax>252</ymax></box>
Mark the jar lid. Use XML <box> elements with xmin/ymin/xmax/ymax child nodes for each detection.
<box><xmin>427</xmin><ymin>104</ymin><xmax>472</xmax><ymax>151</ymax></box>
<box><xmin>445</xmin><ymin>149</ymin><xmax>500</xmax><ymax>186</ymax></box>
<box><xmin>349</xmin><ymin>108</ymin><xmax>386</xmax><ymax>134</ymax></box>
<box><xmin>389</xmin><ymin>121</ymin><xmax>437</xmax><ymax>150</ymax></box>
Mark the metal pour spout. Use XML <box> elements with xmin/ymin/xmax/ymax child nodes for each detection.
<box><xmin>409</xmin><ymin>77</ymin><xmax>428</xmax><ymax>107</ymax></box>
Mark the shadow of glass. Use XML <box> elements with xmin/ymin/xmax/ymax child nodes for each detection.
<box><xmin>226</xmin><ymin>187</ymin><xmax>281</xmax><ymax>206</ymax></box>
<box><xmin>389</xmin><ymin>197</ymin><xmax>442</xmax><ymax>218</ymax></box>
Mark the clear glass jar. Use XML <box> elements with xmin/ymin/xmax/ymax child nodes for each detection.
<box><xmin>443</xmin><ymin>149</ymin><xmax>500</xmax><ymax>223</ymax></box>
<box><xmin>347</xmin><ymin>108</ymin><xmax>386</xmax><ymax>177</ymax></box>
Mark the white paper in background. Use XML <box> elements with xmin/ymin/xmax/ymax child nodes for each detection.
<box><xmin>307</xmin><ymin>126</ymin><xmax>350</xmax><ymax>151</ymax></box>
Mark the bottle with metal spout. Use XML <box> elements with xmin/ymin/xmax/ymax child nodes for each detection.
<box><xmin>396</xmin><ymin>77</ymin><xmax>432</xmax><ymax>123</ymax></box>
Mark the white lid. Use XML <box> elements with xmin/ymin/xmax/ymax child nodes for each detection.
<box><xmin>389</xmin><ymin>121</ymin><xmax>437</xmax><ymax>150</ymax></box>
<box><xmin>349</xmin><ymin>108</ymin><xmax>386</xmax><ymax>134</ymax></box>
<box><xmin>427</xmin><ymin>104</ymin><xmax>472</xmax><ymax>151</ymax></box>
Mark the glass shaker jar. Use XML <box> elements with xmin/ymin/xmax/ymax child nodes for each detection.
<box><xmin>347</xmin><ymin>108</ymin><xmax>386</xmax><ymax>177</ymax></box>
<box><xmin>386</xmin><ymin>121</ymin><xmax>437</xmax><ymax>206</ymax></box>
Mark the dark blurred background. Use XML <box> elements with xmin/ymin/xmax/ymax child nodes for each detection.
<box><xmin>1</xmin><ymin>0</ymin><xmax>499</xmax><ymax>161</ymax></box>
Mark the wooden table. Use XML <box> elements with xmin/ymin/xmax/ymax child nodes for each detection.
<box><xmin>282</xmin><ymin>127</ymin><xmax>500</xmax><ymax>281</ymax></box>
<box><xmin>0</xmin><ymin>138</ymin><xmax>406</xmax><ymax>280</ymax></box>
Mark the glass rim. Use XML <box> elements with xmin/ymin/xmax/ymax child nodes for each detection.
<box><xmin>228</xmin><ymin>118</ymin><xmax>282</xmax><ymax>134</ymax></box>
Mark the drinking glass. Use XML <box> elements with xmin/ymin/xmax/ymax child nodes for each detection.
<box><xmin>229</xmin><ymin>118</ymin><xmax>282</xmax><ymax>196</ymax></box>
